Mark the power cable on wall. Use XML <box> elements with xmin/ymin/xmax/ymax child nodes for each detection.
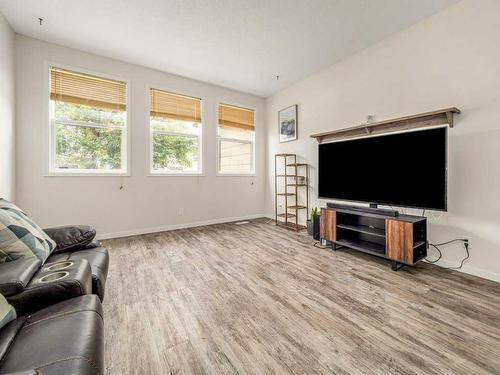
<box><xmin>425</xmin><ymin>238</ymin><xmax>470</xmax><ymax>270</ymax></box>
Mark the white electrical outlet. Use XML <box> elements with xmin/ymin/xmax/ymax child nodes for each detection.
<box><xmin>178</xmin><ymin>208</ymin><xmax>184</xmax><ymax>215</ymax></box>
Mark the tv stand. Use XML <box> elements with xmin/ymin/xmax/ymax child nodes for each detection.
<box><xmin>321</xmin><ymin>205</ymin><xmax>427</xmax><ymax>270</ymax></box>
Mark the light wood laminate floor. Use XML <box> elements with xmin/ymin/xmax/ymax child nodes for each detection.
<box><xmin>102</xmin><ymin>219</ymin><xmax>500</xmax><ymax>374</ymax></box>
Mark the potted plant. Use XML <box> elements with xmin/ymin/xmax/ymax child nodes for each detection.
<box><xmin>306</xmin><ymin>207</ymin><xmax>320</xmax><ymax>240</ymax></box>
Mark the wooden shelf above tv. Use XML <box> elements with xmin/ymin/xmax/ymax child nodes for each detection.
<box><xmin>310</xmin><ymin>107</ymin><xmax>460</xmax><ymax>143</ymax></box>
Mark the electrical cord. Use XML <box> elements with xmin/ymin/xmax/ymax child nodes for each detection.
<box><xmin>313</xmin><ymin>241</ymin><xmax>328</xmax><ymax>249</ymax></box>
<box><xmin>294</xmin><ymin>231</ymin><xmax>329</xmax><ymax>249</ymax></box>
<box><xmin>425</xmin><ymin>243</ymin><xmax>442</xmax><ymax>263</ymax></box>
<box><xmin>447</xmin><ymin>242</ymin><xmax>470</xmax><ymax>270</ymax></box>
<box><xmin>296</xmin><ymin>235</ymin><xmax>313</xmax><ymax>245</ymax></box>
<box><xmin>425</xmin><ymin>239</ymin><xmax>470</xmax><ymax>270</ymax></box>
<box><xmin>434</xmin><ymin>238</ymin><xmax>468</xmax><ymax>246</ymax></box>
<box><xmin>296</xmin><ymin>234</ymin><xmax>328</xmax><ymax>248</ymax></box>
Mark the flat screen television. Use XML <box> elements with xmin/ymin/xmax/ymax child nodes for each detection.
<box><xmin>318</xmin><ymin>127</ymin><xmax>447</xmax><ymax>211</ymax></box>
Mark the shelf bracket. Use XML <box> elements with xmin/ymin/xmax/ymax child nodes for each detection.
<box><xmin>446</xmin><ymin>111</ymin><xmax>454</xmax><ymax>128</ymax></box>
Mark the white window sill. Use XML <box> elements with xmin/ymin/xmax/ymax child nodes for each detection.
<box><xmin>45</xmin><ymin>170</ymin><xmax>130</xmax><ymax>177</ymax></box>
<box><xmin>148</xmin><ymin>172</ymin><xmax>204</xmax><ymax>177</ymax></box>
<box><xmin>216</xmin><ymin>173</ymin><xmax>256</xmax><ymax>177</ymax></box>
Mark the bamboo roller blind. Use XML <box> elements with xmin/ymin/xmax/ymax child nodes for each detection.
<box><xmin>150</xmin><ymin>88</ymin><xmax>202</xmax><ymax>123</ymax></box>
<box><xmin>50</xmin><ymin>68</ymin><xmax>127</xmax><ymax>111</ymax></box>
<box><xmin>218</xmin><ymin>103</ymin><xmax>255</xmax><ymax>131</ymax></box>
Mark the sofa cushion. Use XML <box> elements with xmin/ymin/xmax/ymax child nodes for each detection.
<box><xmin>43</xmin><ymin>225</ymin><xmax>96</xmax><ymax>253</ymax></box>
<box><xmin>0</xmin><ymin>199</ymin><xmax>56</xmax><ymax>263</ymax></box>
<box><xmin>0</xmin><ymin>293</ymin><xmax>16</xmax><ymax>330</ymax></box>
<box><xmin>0</xmin><ymin>295</ymin><xmax>104</xmax><ymax>375</ymax></box>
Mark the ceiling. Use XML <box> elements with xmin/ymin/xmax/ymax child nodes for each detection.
<box><xmin>0</xmin><ymin>0</ymin><xmax>459</xmax><ymax>97</ymax></box>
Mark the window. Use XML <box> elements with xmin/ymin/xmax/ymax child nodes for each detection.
<box><xmin>149</xmin><ymin>89</ymin><xmax>202</xmax><ymax>174</ymax></box>
<box><xmin>49</xmin><ymin>67</ymin><xmax>128</xmax><ymax>174</ymax></box>
<box><xmin>218</xmin><ymin>103</ymin><xmax>255</xmax><ymax>174</ymax></box>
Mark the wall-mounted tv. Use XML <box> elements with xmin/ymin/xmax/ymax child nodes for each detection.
<box><xmin>318</xmin><ymin>127</ymin><xmax>447</xmax><ymax>211</ymax></box>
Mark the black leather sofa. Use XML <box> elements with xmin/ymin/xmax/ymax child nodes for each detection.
<box><xmin>0</xmin><ymin>295</ymin><xmax>104</xmax><ymax>375</ymax></box>
<box><xmin>43</xmin><ymin>225</ymin><xmax>109</xmax><ymax>301</ymax></box>
<box><xmin>0</xmin><ymin>226</ymin><xmax>109</xmax><ymax>316</ymax></box>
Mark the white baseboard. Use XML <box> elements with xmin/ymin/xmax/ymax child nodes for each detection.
<box><xmin>433</xmin><ymin>259</ymin><xmax>500</xmax><ymax>283</ymax></box>
<box><xmin>97</xmin><ymin>213</ymin><xmax>266</xmax><ymax>240</ymax></box>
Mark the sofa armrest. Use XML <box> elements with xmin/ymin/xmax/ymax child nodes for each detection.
<box><xmin>0</xmin><ymin>258</ymin><xmax>42</xmax><ymax>296</ymax></box>
<box><xmin>43</xmin><ymin>225</ymin><xmax>96</xmax><ymax>253</ymax></box>
<box><xmin>7</xmin><ymin>259</ymin><xmax>93</xmax><ymax>316</ymax></box>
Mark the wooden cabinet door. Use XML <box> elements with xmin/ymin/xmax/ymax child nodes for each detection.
<box><xmin>386</xmin><ymin>220</ymin><xmax>414</xmax><ymax>264</ymax></box>
<box><xmin>320</xmin><ymin>209</ymin><xmax>336</xmax><ymax>241</ymax></box>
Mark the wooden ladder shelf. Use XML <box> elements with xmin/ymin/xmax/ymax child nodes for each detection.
<box><xmin>274</xmin><ymin>154</ymin><xmax>309</xmax><ymax>231</ymax></box>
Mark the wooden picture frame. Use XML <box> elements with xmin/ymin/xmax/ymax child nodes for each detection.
<box><xmin>279</xmin><ymin>105</ymin><xmax>297</xmax><ymax>143</ymax></box>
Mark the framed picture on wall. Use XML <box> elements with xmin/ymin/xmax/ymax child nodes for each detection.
<box><xmin>279</xmin><ymin>105</ymin><xmax>297</xmax><ymax>143</ymax></box>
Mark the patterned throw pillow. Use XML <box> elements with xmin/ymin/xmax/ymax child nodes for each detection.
<box><xmin>0</xmin><ymin>293</ymin><xmax>16</xmax><ymax>329</ymax></box>
<box><xmin>0</xmin><ymin>199</ymin><xmax>56</xmax><ymax>263</ymax></box>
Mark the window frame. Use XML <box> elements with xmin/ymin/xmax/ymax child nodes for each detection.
<box><xmin>147</xmin><ymin>87</ymin><xmax>204</xmax><ymax>177</ymax></box>
<box><xmin>216</xmin><ymin>102</ymin><xmax>256</xmax><ymax>177</ymax></box>
<box><xmin>45</xmin><ymin>62</ymin><xmax>131</xmax><ymax>177</ymax></box>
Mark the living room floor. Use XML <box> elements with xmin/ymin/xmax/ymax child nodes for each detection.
<box><xmin>102</xmin><ymin>218</ymin><xmax>500</xmax><ymax>375</ymax></box>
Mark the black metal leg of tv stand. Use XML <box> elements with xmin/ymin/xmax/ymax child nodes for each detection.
<box><xmin>331</xmin><ymin>243</ymin><xmax>345</xmax><ymax>252</ymax></box>
<box><xmin>391</xmin><ymin>261</ymin><xmax>405</xmax><ymax>271</ymax></box>
<box><xmin>330</xmin><ymin>244</ymin><xmax>404</xmax><ymax>271</ymax></box>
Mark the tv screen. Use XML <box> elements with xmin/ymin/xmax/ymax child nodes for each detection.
<box><xmin>318</xmin><ymin>127</ymin><xmax>447</xmax><ymax>210</ymax></box>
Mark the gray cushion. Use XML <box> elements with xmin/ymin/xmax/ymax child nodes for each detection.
<box><xmin>0</xmin><ymin>293</ymin><xmax>16</xmax><ymax>329</ymax></box>
<box><xmin>0</xmin><ymin>199</ymin><xmax>56</xmax><ymax>263</ymax></box>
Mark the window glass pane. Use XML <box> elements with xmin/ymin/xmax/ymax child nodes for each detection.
<box><xmin>219</xmin><ymin>140</ymin><xmax>252</xmax><ymax>173</ymax></box>
<box><xmin>152</xmin><ymin>133</ymin><xmax>199</xmax><ymax>172</ymax></box>
<box><xmin>218</xmin><ymin>126</ymin><xmax>253</xmax><ymax>141</ymax></box>
<box><xmin>50</xmin><ymin>67</ymin><xmax>127</xmax><ymax>173</ymax></box>
<box><xmin>55</xmin><ymin>123</ymin><xmax>123</xmax><ymax>170</ymax></box>
<box><xmin>151</xmin><ymin>117</ymin><xmax>199</xmax><ymax>135</ymax></box>
<box><xmin>54</xmin><ymin>101</ymin><xmax>125</xmax><ymax>127</ymax></box>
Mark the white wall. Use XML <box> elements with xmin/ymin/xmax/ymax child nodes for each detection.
<box><xmin>266</xmin><ymin>0</ymin><xmax>500</xmax><ymax>281</ymax></box>
<box><xmin>0</xmin><ymin>13</ymin><xmax>15</xmax><ymax>200</ymax></box>
<box><xmin>15</xmin><ymin>36</ymin><xmax>266</xmax><ymax>238</ymax></box>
